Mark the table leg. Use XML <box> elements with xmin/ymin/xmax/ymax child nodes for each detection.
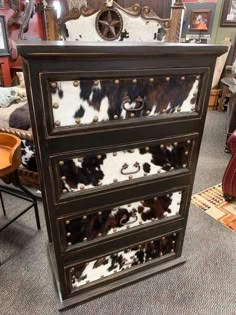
<box><xmin>218</xmin><ymin>86</ymin><xmax>229</xmax><ymax>112</ymax></box>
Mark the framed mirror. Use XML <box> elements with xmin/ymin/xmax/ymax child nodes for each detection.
<box><xmin>221</xmin><ymin>0</ymin><xmax>236</xmax><ymax>26</ymax></box>
<box><xmin>0</xmin><ymin>15</ymin><xmax>9</xmax><ymax>56</ymax></box>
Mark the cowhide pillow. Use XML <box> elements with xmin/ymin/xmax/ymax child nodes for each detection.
<box><xmin>9</xmin><ymin>103</ymin><xmax>31</xmax><ymax>130</ymax></box>
<box><xmin>0</xmin><ymin>87</ymin><xmax>19</xmax><ymax>108</ymax></box>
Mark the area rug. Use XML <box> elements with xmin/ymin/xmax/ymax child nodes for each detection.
<box><xmin>191</xmin><ymin>184</ymin><xmax>236</xmax><ymax>232</ymax></box>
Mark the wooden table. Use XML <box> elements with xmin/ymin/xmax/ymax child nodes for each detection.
<box><xmin>218</xmin><ymin>77</ymin><xmax>233</xmax><ymax>112</ymax></box>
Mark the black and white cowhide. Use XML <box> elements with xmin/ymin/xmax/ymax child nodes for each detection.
<box><xmin>60</xmin><ymin>142</ymin><xmax>190</xmax><ymax>193</ymax></box>
<box><xmin>63</xmin><ymin>8</ymin><xmax>167</xmax><ymax>43</ymax></box>
<box><xmin>7</xmin><ymin>103</ymin><xmax>37</xmax><ymax>172</ymax></box>
<box><xmin>21</xmin><ymin>140</ymin><xmax>37</xmax><ymax>172</ymax></box>
<box><xmin>71</xmin><ymin>233</ymin><xmax>176</xmax><ymax>288</ymax></box>
<box><xmin>66</xmin><ymin>192</ymin><xmax>181</xmax><ymax>245</ymax></box>
<box><xmin>52</xmin><ymin>76</ymin><xmax>199</xmax><ymax>127</ymax></box>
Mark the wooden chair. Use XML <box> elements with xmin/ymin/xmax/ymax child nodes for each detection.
<box><xmin>44</xmin><ymin>0</ymin><xmax>184</xmax><ymax>42</ymax></box>
<box><xmin>0</xmin><ymin>133</ymin><xmax>41</xmax><ymax>232</ymax></box>
<box><xmin>222</xmin><ymin>129</ymin><xmax>236</xmax><ymax>201</ymax></box>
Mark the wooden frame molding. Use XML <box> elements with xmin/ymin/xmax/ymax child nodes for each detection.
<box><xmin>220</xmin><ymin>0</ymin><xmax>236</xmax><ymax>27</ymax></box>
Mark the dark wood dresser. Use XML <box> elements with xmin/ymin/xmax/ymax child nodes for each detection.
<box><xmin>17</xmin><ymin>41</ymin><xmax>226</xmax><ymax>309</ymax></box>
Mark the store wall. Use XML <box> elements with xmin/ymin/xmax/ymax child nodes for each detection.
<box><xmin>211</xmin><ymin>0</ymin><xmax>235</xmax><ymax>44</ymax></box>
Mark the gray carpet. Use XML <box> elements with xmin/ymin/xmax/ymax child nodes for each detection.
<box><xmin>0</xmin><ymin>111</ymin><xmax>235</xmax><ymax>315</ymax></box>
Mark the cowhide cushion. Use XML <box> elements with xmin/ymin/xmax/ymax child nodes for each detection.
<box><xmin>0</xmin><ymin>87</ymin><xmax>20</xmax><ymax>108</ymax></box>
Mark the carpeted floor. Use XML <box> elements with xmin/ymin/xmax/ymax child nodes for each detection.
<box><xmin>0</xmin><ymin>111</ymin><xmax>236</xmax><ymax>315</ymax></box>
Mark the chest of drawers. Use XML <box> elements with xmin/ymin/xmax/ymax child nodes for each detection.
<box><xmin>17</xmin><ymin>41</ymin><xmax>226</xmax><ymax>309</ymax></box>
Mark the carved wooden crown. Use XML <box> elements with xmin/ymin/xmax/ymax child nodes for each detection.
<box><xmin>58</xmin><ymin>0</ymin><xmax>171</xmax><ymax>30</ymax></box>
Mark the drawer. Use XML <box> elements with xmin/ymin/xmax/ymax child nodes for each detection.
<box><xmin>50</xmin><ymin>74</ymin><xmax>200</xmax><ymax>129</ymax></box>
<box><xmin>40</xmin><ymin>67</ymin><xmax>209</xmax><ymax>137</ymax></box>
<box><xmin>65</xmin><ymin>231</ymin><xmax>179</xmax><ymax>295</ymax></box>
<box><xmin>59</xmin><ymin>189</ymin><xmax>184</xmax><ymax>250</ymax></box>
<box><xmin>54</xmin><ymin>137</ymin><xmax>194</xmax><ymax>197</ymax></box>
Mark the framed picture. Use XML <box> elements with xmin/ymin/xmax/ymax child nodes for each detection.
<box><xmin>0</xmin><ymin>15</ymin><xmax>9</xmax><ymax>56</ymax></box>
<box><xmin>190</xmin><ymin>10</ymin><xmax>211</xmax><ymax>31</ymax></box>
<box><xmin>231</xmin><ymin>36</ymin><xmax>236</xmax><ymax>64</ymax></box>
<box><xmin>221</xmin><ymin>0</ymin><xmax>236</xmax><ymax>26</ymax></box>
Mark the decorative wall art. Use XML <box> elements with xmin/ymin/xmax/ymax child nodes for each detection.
<box><xmin>0</xmin><ymin>15</ymin><xmax>9</xmax><ymax>56</ymax></box>
<box><xmin>232</xmin><ymin>36</ymin><xmax>236</xmax><ymax>63</ymax></box>
<box><xmin>184</xmin><ymin>0</ymin><xmax>216</xmax><ymax>2</ymax></box>
<box><xmin>0</xmin><ymin>0</ymin><xmax>4</xmax><ymax>9</ymax></box>
<box><xmin>221</xmin><ymin>0</ymin><xmax>236</xmax><ymax>26</ymax></box>
<box><xmin>190</xmin><ymin>9</ymin><xmax>211</xmax><ymax>31</ymax></box>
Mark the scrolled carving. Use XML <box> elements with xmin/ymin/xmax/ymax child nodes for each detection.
<box><xmin>115</xmin><ymin>3</ymin><xmax>142</xmax><ymax>17</ymax></box>
<box><xmin>59</xmin><ymin>1</ymin><xmax>143</xmax><ymax>26</ymax></box>
<box><xmin>80</xmin><ymin>5</ymin><xmax>98</xmax><ymax>16</ymax></box>
<box><xmin>58</xmin><ymin>7</ymin><xmax>80</xmax><ymax>25</ymax></box>
<box><xmin>141</xmin><ymin>6</ymin><xmax>171</xmax><ymax>30</ymax></box>
<box><xmin>58</xmin><ymin>0</ymin><xmax>172</xmax><ymax>38</ymax></box>
<box><xmin>58</xmin><ymin>5</ymin><xmax>99</xmax><ymax>24</ymax></box>
<box><xmin>142</xmin><ymin>6</ymin><xmax>151</xmax><ymax>15</ymax></box>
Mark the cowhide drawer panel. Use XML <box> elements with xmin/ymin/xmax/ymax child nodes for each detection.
<box><xmin>59</xmin><ymin>140</ymin><xmax>192</xmax><ymax>194</ymax></box>
<box><xmin>63</xmin><ymin>191</ymin><xmax>182</xmax><ymax>248</ymax></box>
<box><xmin>51</xmin><ymin>75</ymin><xmax>199</xmax><ymax>128</ymax></box>
<box><xmin>67</xmin><ymin>232</ymin><xmax>177</xmax><ymax>291</ymax></box>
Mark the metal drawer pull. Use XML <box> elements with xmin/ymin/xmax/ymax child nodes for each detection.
<box><xmin>122</xmin><ymin>96</ymin><xmax>144</xmax><ymax>112</ymax></box>
<box><xmin>121</xmin><ymin>162</ymin><xmax>141</xmax><ymax>175</ymax></box>
<box><xmin>120</xmin><ymin>212</ymin><xmax>138</xmax><ymax>226</ymax></box>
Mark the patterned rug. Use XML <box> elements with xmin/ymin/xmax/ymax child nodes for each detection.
<box><xmin>191</xmin><ymin>184</ymin><xmax>236</xmax><ymax>232</ymax></box>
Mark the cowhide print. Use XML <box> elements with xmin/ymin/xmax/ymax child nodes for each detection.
<box><xmin>21</xmin><ymin>140</ymin><xmax>37</xmax><ymax>172</ymax></box>
<box><xmin>51</xmin><ymin>76</ymin><xmax>199</xmax><ymax>128</ymax></box>
<box><xmin>60</xmin><ymin>141</ymin><xmax>191</xmax><ymax>193</ymax></box>
<box><xmin>65</xmin><ymin>192</ymin><xmax>181</xmax><ymax>246</ymax></box>
<box><xmin>7</xmin><ymin>103</ymin><xmax>37</xmax><ymax>172</ymax></box>
<box><xmin>70</xmin><ymin>233</ymin><xmax>177</xmax><ymax>289</ymax></box>
<box><xmin>61</xmin><ymin>8</ymin><xmax>165</xmax><ymax>42</ymax></box>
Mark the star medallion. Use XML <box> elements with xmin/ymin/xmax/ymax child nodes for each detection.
<box><xmin>96</xmin><ymin>8</ymin><xmax>123</xmax><ymax>40</ymax></box>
